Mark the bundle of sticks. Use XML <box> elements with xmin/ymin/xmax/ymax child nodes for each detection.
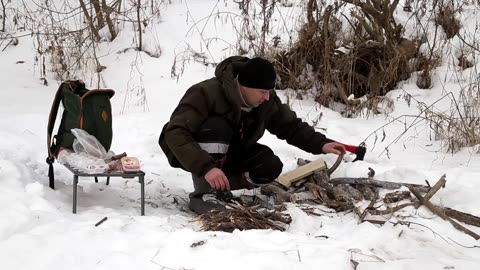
<box><xmin>198</xmin><ymin>201</ymin><xmax>292</xmax><ymax>232</ymax></box>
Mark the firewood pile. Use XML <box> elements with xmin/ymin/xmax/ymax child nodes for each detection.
<box><xmin>198</xmin><ymin>202</ymin><xmax>291</xmax><ymax>232</ymax></box>
<box><xmin>199</xmin><ymin>156</ymin><xmax>480</xmax><ymax>240</ymax></box>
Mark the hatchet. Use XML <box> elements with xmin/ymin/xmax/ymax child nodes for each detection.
<box><xmin>336</xmin><ymin>142</ymin><xmax>366</xmax><ymax>162</ymax></box>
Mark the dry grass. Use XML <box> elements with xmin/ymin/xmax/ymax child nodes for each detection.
<box><xmin>270</xmin><ymin>0</ymin><xmax>416</xmax><ymax>115</ymax></box>
<box><xmin>435</xmin><ymin>3</ymin><xmax>461</xmax><ymax>39</ymax></box>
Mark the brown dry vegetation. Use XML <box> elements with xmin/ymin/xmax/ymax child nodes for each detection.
<box><xmin>272</xmin><ymin>0</ymin><xmax>418</xmax><ymax>113</ymax></box>
<box><xmin>435</xmin><ymin>2</ymin><xmax>461</xmax><ymax>39</ymax></box>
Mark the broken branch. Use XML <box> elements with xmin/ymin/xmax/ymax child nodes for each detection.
<box><xmin>330</xmin><ymin>177</ymin><xmax>431</xmax><ymax>192</ymax></box>
<box><xmin>409</xmin><ymin>187</ymin><xmax>480</xmax><ymax>240</ymax></box>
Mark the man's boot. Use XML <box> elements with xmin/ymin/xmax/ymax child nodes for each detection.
<box><xmin>188</xmin><ymin>174</ymin><xmax>228</xmax><ymax>214</ymax></box>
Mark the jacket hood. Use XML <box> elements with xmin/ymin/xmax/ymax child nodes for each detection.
<box><xmin>214</xmin><ymin>56</ymin><xmax>251</xmax><ymax>108</ymax></box>
<box><xmin>214</xmin><ymin>56</ymin><xmax>250</xmax><ymax>82</ymax></box>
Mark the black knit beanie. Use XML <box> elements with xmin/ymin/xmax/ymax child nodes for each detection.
<box><xmin>238</xmin><ymin>57</ymin><xmax>276</xmax><ymax>90</ymax></box>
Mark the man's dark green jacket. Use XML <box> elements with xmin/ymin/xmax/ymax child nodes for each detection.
<box><xmin>159</xmin><ymin>56</ymin><xmax>333</xmax><ymax>177</ymax></box>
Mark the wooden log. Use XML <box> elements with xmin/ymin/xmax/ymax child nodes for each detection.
<box><xmin>444</xmin><ymin>207</ymin><xmax>480</xmax><ymax>228</ymax></box>
<box><xmin>330</xmin><ymin>177</ymin><xmax>431</xmax><ymax>193</ymax></box>
<box><xmin>305</xmin><ymin>182</ymin><xmax>329</xmax><ymax>202</ymax></box>
<box><xmin>409</xmin><ymin>187</ymin><xmax>480</xmax><ymax>240</ymax></box>
<box><xmin>297</xmin><ymin>155</ymin><xmax>343</xmax><ymax>176</ymax></box>
<box><xmin>311</xmin><ymin>170</ymin><xmax>330</xmax><ymax>187</ymax></box>
<box><xmin>276</xmin><ymin>158</ymin><xmax>327</xmax><ymax>188</ymax></box>
<box><xmin>356</xmin><ymin>185</ymin><xmax>377</xmax><ymax>201</ymax></box>
<box><xmin>257</xmin><ymin>209</ymin><xmax>292</xmax><ymax>224</ymax></box>
<box><xmin>368</xmin><ymin>202</ymin><xmax>418</xmax><ymax>215</ymax></box>
<box><xmin>290</xmin><ymin>177</ymin><xmax>310</xmax><ymax>191</ymax></box>
<box><xmin>332</xmin><ymin>184</ymin><xmax>351</xmax><ymax>202</ymax></box>
<box><xmin>367</xmin><ymin>202</ymin><xmax>480</xmax><ymax>228</ymax></box>
<box><xmin>293</xmin><ymin>190</ymin><xmax>316</xmax><ymax>200</ymax></box>
<box><xmin>238</xmin><ymin>195</ymin><xmax>286</xmax><ymax>212</ymax></box>
<box><xmin>326</xmin><ymin>200</ymin><xmax>355</xmax><ymax>212</ymax></box>
<box><xmin>346</xmin><ymin>185</ymin><xmax>364</xmax><ymax>201</ymax></box>
<box><xmin>383</xmin><ymin>191</ymin><xmax>411</xmax><ymax>203</ymax></box>
<box><xmin>260</xmin><ymin>184</ymin><xmax>296</xmax><ymax>204</ymax></box>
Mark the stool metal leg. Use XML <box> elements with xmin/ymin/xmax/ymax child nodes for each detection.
<box><xmin>73</xmin><ymin>175</ymin><xmax>79</xmax><ymax>214</ymax></box>
<box><xmin>106</xmin><ymin>177</ymin><xmax>110</xmax><ymax>185</ymax></box>
<box><xmin>139</xmin><ymin>175</ymin><xmax>145</xmax><ymax>216</ymax></box>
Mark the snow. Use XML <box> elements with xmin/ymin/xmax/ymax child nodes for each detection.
<box><xmin>1</xmin><ymin>0</ymin><xmax>479</xmax><ymax>269</ymax></box>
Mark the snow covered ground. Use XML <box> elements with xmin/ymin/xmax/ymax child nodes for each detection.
<box><xmin>0</xmin><ymin>0</ymin><xmax>479</xmax><ymax>269</ymax></box>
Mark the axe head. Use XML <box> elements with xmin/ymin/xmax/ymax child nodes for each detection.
<box><xmin>353</xmin><ymin>145</ymin><xmax>366</xmax><ymax>162</ymax></box>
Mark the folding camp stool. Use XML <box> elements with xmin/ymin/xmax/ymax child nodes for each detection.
<box><xmin>63</xmin><ymin>164</ymin><xmax>145</xmax><ymax>215</ymax></box>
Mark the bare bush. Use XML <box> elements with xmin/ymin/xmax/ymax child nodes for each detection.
<box><xmin>423</xmin><ymin>89</ymin><xmax>480</xmax><ymax>153</ymax></box>
<box><xmin>234</xmin><ymin>0</ymin><xmax>278</xmax><ymax>56</ymax></box>
<box><xmin>271</xmin><ymin>0</ymin><xmax>417</xmax><ymax>115</ymax></box>
<box><xmin>79</xmin><ymin>0</ymin><xmax>121</xmax><ymax>41</ymax></box>
<box><xmin>11</xmin><ymin>0</ymin><xmax>164</xmax><ymax>85</ymax></box>
<box><xmin>1</xmin><ymin>0</ymin><xmax>6</xmax><ymax>32</ymax></box>
<box><xmin>434</xmin><ymin>1</ymin><xmax>461</xmax><ymax>39</ymax></box>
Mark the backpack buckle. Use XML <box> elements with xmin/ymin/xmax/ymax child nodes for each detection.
<box><xmin>46</xmin><ymin>157</ymin><xmax>55</xmax><ymax>164</ymax></box>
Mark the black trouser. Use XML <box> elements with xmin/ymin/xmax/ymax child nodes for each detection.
<box><xmin>191</xmin><ymin>116</ymin><xmax>283</xmax><ymax>195</ymax></box>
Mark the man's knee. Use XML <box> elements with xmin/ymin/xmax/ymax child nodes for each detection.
<box><xmin>195</xmin><ymin>116</ymin><xmax>232</xmax><ymax>156</ymax></box>
<box><xmin>248</xmin><ymin>150</ymin><xmax>283</xmax><ymax>185</ymax></box>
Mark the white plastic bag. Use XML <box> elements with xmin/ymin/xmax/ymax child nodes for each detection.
<box><xmin>66</xmin><ymin>152</ymin><xmax>108</xmax><ymax>173</ymax></box>
<box><xmin>71</xmin><ymin>128</ymin><xmax>110</xmax><ymax>159</ymax></box>
<box><xmin>57</xmin><ymin>149</ymin><xmax>72</xmax><ymax>165</ymax></box>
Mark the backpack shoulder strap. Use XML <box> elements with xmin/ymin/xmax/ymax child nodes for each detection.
<box><xmin>47</xmin><ymin>80</ymin><xmax>83</xmax><ymax>158</ymax></box>
<box><xmin>46</xmin><ymin>80</ymin><xmax>80</xmax><ymax>189</ymax></box>
<box><xmin>47</xmin><ymin>82</ymin><xmax>67</xmax><ymax>159</ymax></box>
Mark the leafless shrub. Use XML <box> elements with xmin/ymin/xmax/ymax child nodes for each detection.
<box><xmin>422</xmin><ymin>90</ymin><xmax>480</xmax><ymax>153</ymax></box>
<box><xmin>271</xmin><ymin>0</ymin><xmax>416</xmax><ymax>116</ymax></box>
<box><xmin>171</xmin><ymin>0</ymin><xmax>279</xmax><ymax>81</ymax></box>
<box><xmin>1</xmin><ymin>0</ymin><xmax>6</xmax><ymax>32</ymax></box>
<box><xmin>458</xmin><ymin>55</ymin><xmax>474</xmax><ymax>70</ymax></box>
<box><xmin>25</xmin><ymin>4</ymin><xmax>102</xmax><ymax>82</ymax></box>
<box><xmin>412</xmin><ymin>53</ymin><xmax>441</xmax><ymax>72</ymax></box>
<box><xmin>10</xmin><ymin>0</ymin><xmax>164</xmax><ymax>87</ymax></box>
<box><xmin>365</xmin><ymin>86</ymin><xmax>480</xmax><ymax>156</ymax></box>
<box><xmin>434</xmin><ymin>1</ymin><xmax>461</xmax><ymax>39</ymax></box>
<box><xmin>170</xmin><ymin>47</ymin><xmax>213</xmax><ymax>82</ymax></box>
<box><xmin>234</xmin><ymin>0</ymin><xmax>279</xmax><ymax>56</ymax></box>
<box><xmin>0</xmin><ymin>33</ymin><xmax>18</xmax><ymax>52</ymax></box>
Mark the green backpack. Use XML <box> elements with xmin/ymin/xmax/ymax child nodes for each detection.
<box><xmin>46</xmin><ymin>80</ymin><xmax>115</xmax><ymax>189</ymax></box>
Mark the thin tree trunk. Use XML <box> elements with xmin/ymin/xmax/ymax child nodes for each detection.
<box><xmin>1</xmin><ymin>0</ymin><xmax>6</xmax><ymax>32</ymax></box>
<box><xmin>90</xmin><ymin>0</ymin><xmax>104</xmax><ymax>28</ymax></box>
<box><xmin>136</xmin><ymin>0</ymin><xmax>142</xmax><ymax>50</ymax></box>
<box><xmin>117</xmin><ymin>0</ymin><xmax>121</xmax><ymax>13</ymax></box>
<box><xmin>79</xmin><ymin>0</ymin><xmax>101</xmax><ymax>41</ymax></box>
<box><xmin>101</xmin><ymin>0</ymin><xmax>116</xmax><ymax>40</ymax></box>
